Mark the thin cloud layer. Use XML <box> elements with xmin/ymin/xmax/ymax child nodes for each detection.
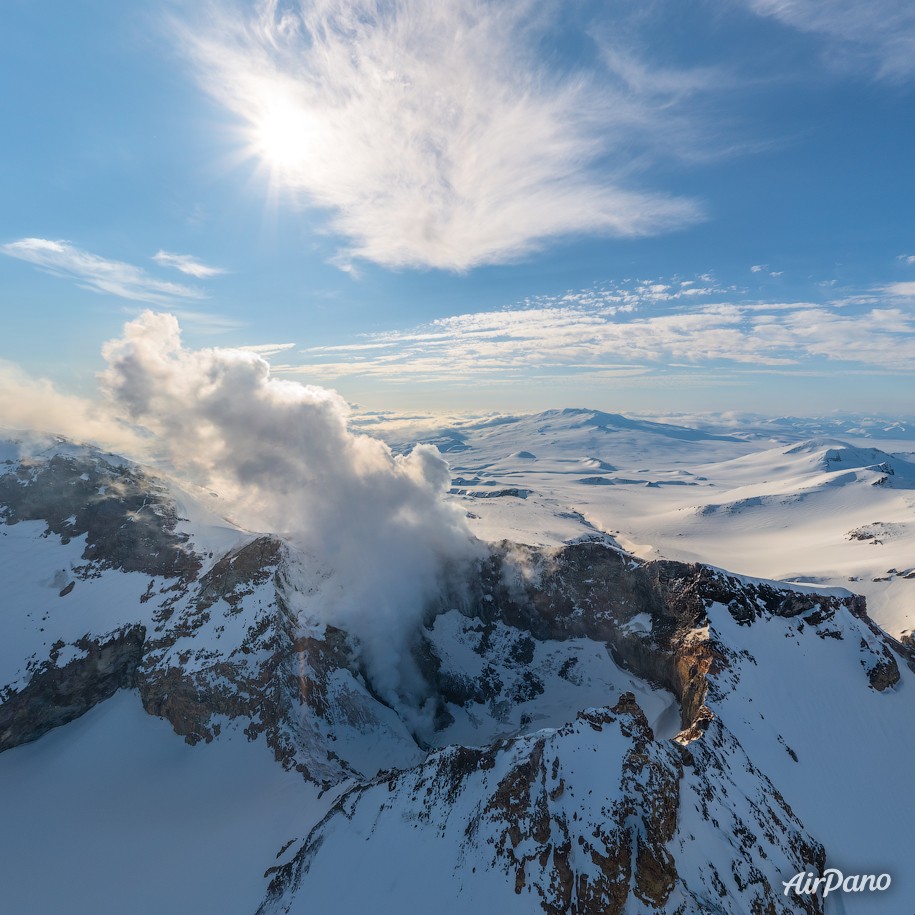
<box><xmin>178</xmin><ymin>0</ymin><xmax>704</xmax><ymax>271</ymax></box>
<box><xmin>153</xmin><ymin>250</ymin><xmax>225</xmax><ymax>278</ymax></box>
<box><xmin>285</xmin><ymin>280</ymin><xmax>915</xmax><ymax>383</ymax></box>
<box><xmin>745</xmin><ymin>0</ymin><xmax>915</xmax><ymax>80</ymax></box>
<box><xmin>884</xmin><ymin>281</ymin><xmax>915</xmax><ymax>297</ymax></box>
<box><xmin>0</xmin><ymin>360</ymin><xmax>144</xmax><ymax>454</ymax></box>
<box><xmin>1</xmin><ymin>238</ymin><xmax>205</xmax><ymax>305</ymax></box>
<box><xmin>238</xmin><ymin>342</ymin><xmax>297</xmax><ymax>356</ymax></box>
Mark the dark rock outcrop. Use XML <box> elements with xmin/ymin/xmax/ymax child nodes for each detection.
<box><xmin>446</xmin><ymin>540</ymin><xmax>903</xmax><ymax>728</ymax></box>
<box><xmin>0</xmin><ymin>624</ymin><xmax>146</xmax><ymax>751</ymax></box>
<box><xmin>0</xmin><ymin>452</ymin><xmax>200</xmax><ymax>579</ymax></box>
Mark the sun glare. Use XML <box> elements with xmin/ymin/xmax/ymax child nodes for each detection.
<box><xmin>252</xmin><ymin>97</ymin><xmax>311</xmax><ymax>172</ymax></box>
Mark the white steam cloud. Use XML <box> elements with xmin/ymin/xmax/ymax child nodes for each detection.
<box><xmin>99</xmin><ymin>312</ymin><xmax>479</xmax><ymax>705</ymax></box>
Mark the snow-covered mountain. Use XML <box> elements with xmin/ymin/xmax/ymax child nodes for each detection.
<box><xmin>2</xmin><ymin>422</ymin><xmax>914</xmax><ymax>913</ymax></box>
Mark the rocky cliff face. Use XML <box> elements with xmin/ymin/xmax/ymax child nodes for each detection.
<box><xmin>0</xmin><ymin>623</ymin><xmax>145</xmax><ymax>751</ymax></box>
<box><xmin>1</xmin><ymin>441</ymin><xmax>911</xmax><ymax>914</ymax></box>
<box><xmin>260</xmin><ymin>693</ymin><xmax>824</xmax><ymax>915</ymax></box>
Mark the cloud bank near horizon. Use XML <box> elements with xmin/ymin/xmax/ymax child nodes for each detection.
<box><xmin>280</xmin><ymin>279</ymin><xmax>915</xmax><ymax>385</ymax></box>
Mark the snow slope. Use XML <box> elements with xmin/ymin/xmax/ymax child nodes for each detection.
<box><xmin>0</xmin><ymin>691</ymin><xmax>324</xmax><ymax>915</ymax></box>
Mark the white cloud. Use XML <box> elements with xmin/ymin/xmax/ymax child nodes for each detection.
<box><xmin>1</xmin><ymin>238</ymin><xmax>205</xmax><ymax>305</ymax></box>
<box><xmin>153</xmin><ymin>250</ymin><xmax>225</xmax><ymax>278</ymax></box>
<box><xmin>238</xmin><ymin>342</ymin><xmax>297</xmax><ymax>357</ymax></box>
<box><xmin>897</xmin><ymin>254</ymin><xmax>915</xmax><ymax>266</ymax></box>
<box><xmin>750</xmin><ymin>264</ymin><xmax>767</xmax><ymax>272</ymax></box>
<box><xmin>883</xmin><ymin>281</ymin><xmax>915</xmax><ymax>297</ymax></box>
<box><xmin>99</xmin><ymin>312</ymin><xmax>479</xmax><ymax>706</ymax></box>
<box><xmin>176</xmin><ymin>0</ymin><xmax>705</xmax><ymax>271</ymax></box>
<box><xmin>744</xmin><ymin>0</ymin><xmax>915</xmax><ymax>80</ymax></box>
<box><xmin>281</xmin><ymin>279</ymin><xmax>915</xmax><ymax>383</ymax></box>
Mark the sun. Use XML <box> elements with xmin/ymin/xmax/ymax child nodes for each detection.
<box><xmin>252</xmin><ymin>96</ymin><xmax>312</xmax><ymax>172</ymax></box>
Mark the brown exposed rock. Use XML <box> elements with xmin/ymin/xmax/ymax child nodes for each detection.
<box><xmin>467</xmin><ymin>695</ymin><xmax>683</xmax><ymax>914</ymax></box>
<box><xmin>865</xmin><ymin>651</ymin><xmax>900</xmax><ymax>691</ymax></box>
<box><xmin>260</xmin><ymin>683</ymin><xmax>826</xmax><ymax>915</ymax></box>
<box><xmin>195</xmin><ymin>536</ymin><xmax>283</xmax><ymax>612</ymax></box>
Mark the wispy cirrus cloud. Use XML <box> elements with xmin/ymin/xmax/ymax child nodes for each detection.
<box><xmin>238</xmin><ymin>342</ymin><xmax>297</xmax><ymax>357</ymax></box>
<box><xmin>274</xmin><ymin>278</ymin><xmax>915</xmax><ymax>384</ymax></box>
<box><xmin>153</xmin><ymin>250</ymin><xmax>225</xmax><ymax>278</ymax></box>
<box><xmin>743</xmin><ymin>0</ymin><xmax>915</xmax><ymax>80</ymax></box>
<box><xmin>1</xmin><ymin>238</ymin><xmax>205</xmax><ymax>306</ymax></box>
<box><xmin>176</xmin><ymin>0</ymin><xmax>711</xmax><ymax>272</ymax></box>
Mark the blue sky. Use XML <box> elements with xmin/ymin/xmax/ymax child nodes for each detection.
<box><xmin>2</xmin><ymin>0</ymin><xmax>914</xmax><ymax>417</ymax></box>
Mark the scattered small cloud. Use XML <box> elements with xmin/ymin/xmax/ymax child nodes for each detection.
<box><xmin>898</xmin><ymin>254</ymin><xmax>915</xmax><ymax>266</ymax></box>
<box><xmin>751</xmin><ymin>264</ymin><xmax>782</xmax><ymax>278</ymax></box>
<box><xmin>153</xmin><ymin>250</ymin><xmax>225</xmax><ymax>278</ymax></box>
<box><xmin>1</xmin><ymin>238</ymin><xmax>205</xmax><ymax>306</ymax></box>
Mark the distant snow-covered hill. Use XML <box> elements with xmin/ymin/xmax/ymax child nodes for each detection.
<box><xmin>368</xmin><ymin>409</ymin><xmax>915</xmax><ymax>643</ymax></box>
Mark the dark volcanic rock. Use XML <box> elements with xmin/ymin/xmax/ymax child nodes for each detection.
<box><xmin>0</xmin><ymin>452</ymin><xmax>200</xmax><ymax>579</ymax></box>
<box><xmin>0</xmin><ymin>624</ymin><xmax>146</xmax><ymax>751</ymax></box>
<box><xmin>445</xmin><ymin>540</ymin><xmax>904</xmax><ymax>729</ymax></box>
<box><xmin>195</xmin><ymin>536</ymin><xmax>283</xmax><ymax>612</ymax></box>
